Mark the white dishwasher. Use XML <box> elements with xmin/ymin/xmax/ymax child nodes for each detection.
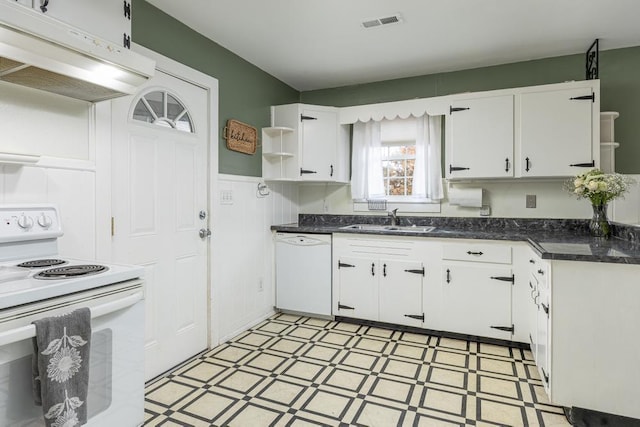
<box><xmin>275</xmin><ymin>232</ymin><xmax>332</xmax><ymax>317</ymax></box>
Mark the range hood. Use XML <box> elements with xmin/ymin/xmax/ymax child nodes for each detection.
<box><xmin>0</xmin><ymin>1</ymin><xmax>155</xmax><ymax>102</ymax></box>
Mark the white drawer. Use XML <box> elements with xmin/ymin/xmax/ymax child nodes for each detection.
<box><xmin>442</xmin><ymin>242</ymin><xmax>512</xmax><ymax>264</ymax></box>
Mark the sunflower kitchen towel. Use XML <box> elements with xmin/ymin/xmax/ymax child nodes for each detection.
<box><xmin>32</xmin><ymin>307</ymin><xmax>91</xmax><ymax>427</ymax></box>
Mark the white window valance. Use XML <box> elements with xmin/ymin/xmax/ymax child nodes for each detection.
<box><xmin>339</xmin><ymin>96</ymin><xmax>450</xmax><ymax>125</ymax></box>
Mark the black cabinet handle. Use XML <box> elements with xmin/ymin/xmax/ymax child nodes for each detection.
<box><xmin>541</xmin><ymin>368</ymin><xmax>549</xmax><ymax>383</ymax></box>
<box><xmin>525</xmin><ymin>157</ymin><xmax>531</xmax><ymax>172</ymax></box>
<box><xmin>467</xmin><ymin>251</ymin><xmax>483</xmax><ymax>256</ymax></box>
<box><xmin>371</xmin><ymin>263</ymin><xmax>375</xmax><ymax>276</ymax></box>
<box><xmin>383</xmin><ymin>263</ymin><xmax>387</xmax><ymax>277</ymax></box>
<box><xmin>449</xmin><ymin>106</ymin><xmax>470</xmax><ymax>114</ymax></box>
<box><xmin>338</xmin><ymin>303</ymin><xmax>354</xmax><ymax>310</ymax></box>
<box><xmin>446</xmin><ymin>268</ymin><xmax>451</xmax><ymax>283</ymax></box>
<box><xmin>505</xmin><ymin>158</ymin><xmax>510</xmax><ymax>172</ymax></box>
<box><xmin>529</xmin><ymin>259</ymin><xmax>535</xmax><ymax>264</ymax></box>
<box><xmin>300</xmin><ymin>114</ymin><xmax>318</xmax><ymax>121</ymax></box>
<box><xmin>537</xmin><ymin>269</ymin><xmax>544</xmax><ymax>275</ymax></box>
<box><xmin>338</xmin><ymin>261</ymin><xmax>355</xmax><ymax>268</ymax></box>
<box><xmin>569</xmin><ymin>161</ymin><xmax>595</xmax><ymax>167</ymax></box>
<box><xmin>300</xmin><ymin>168</ymin><xmax>317</xmax><ymax>175</ymax></box>
<box><xmin>40</xmin><ymin>0</ymin><xmax>49</xmax><ymax>12</ymax></box>
<box><xmin>404</xmin><ymin>313</ymin><xmax>425</xmax><ymax>321</ymax></box>
<box><xmin>449</xmin><ymin>165</ymin><xmax>470</xmax><ymax>174</ymax></box>
<box><xmin>330</xmin><ymin>164</ymin><xmax>334</xmax><ymax>177</ymax></box>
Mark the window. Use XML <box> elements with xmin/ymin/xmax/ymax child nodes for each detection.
<box><xmin>351</xmin><ymin>115</ymin><xmax>443</xmax><ymax>212</ymax></box>
<box><xmin>132</xmin><ymin>90</ymin><xmax>194</xmax><ymax>133</ymax></box>
<box><xmin>380</xmin><ymin>117</ymin><xmax>417</xmax><ymax>197</ymax></box>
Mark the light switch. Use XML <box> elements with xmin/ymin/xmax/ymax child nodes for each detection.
<box><xmin>220</xmin><ymin>189</ymin><xmax>233</xmax><ymax>205</ymax></box>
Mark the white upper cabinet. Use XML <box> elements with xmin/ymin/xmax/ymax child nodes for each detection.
<box><xmin>444</xmin><ymin>80</ymin><xmax>599</xmax><ymax>180</ymax></box>
<box><xmin>13</xmin><ymin>0</ymin><xmax>132</xmax><ymax>47</ymax></box>
<box><xmin>519</xmin><ymin>85</ymin><xmax>597</xmax><ymax>177</ymax></box>
<box><xmin>265</xmin><ymin>103</ymin><xmax>349</xmax><ymax>182</ymax></box>
<box><xmin>446</xmin><ymin>95</ymin><xmax>514</xmax><ymax>179</ymax></box>
<box><xmin>300</xmin><ymin>107</ymin><xmax>338</xmax><ymax>181</ymax></box>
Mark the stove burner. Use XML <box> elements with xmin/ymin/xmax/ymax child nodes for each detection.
<box><xmin>34</xmin><ymin>265</ymin><xmax>108</xmax><ymax>280</ymax></box>
<box><xmin>16</xmin><ymin>259</ymin><xmax>67</xmax><ymax>268</ymax></box>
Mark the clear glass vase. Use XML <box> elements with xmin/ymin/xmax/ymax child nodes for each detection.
<box><xmin>589</xmin><ymin>203</ymin><xmax>611</xmax><ymax>238</ymax></box>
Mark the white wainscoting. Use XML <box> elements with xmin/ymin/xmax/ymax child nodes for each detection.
<box><xmin>213</xmin><ymin>175</ymin><xmax>298</xmax><ymax>343</ymax></box>
<box><xmin>0</xmin><ymin>164</ymin><xmax>96</xmax><ymax>258</ymax></box>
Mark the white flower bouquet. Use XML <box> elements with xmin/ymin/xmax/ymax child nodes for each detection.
<box><xmin>566</xmin><ymin>169</ymin><xmax>634</xmax><ymax>207</ymax></box>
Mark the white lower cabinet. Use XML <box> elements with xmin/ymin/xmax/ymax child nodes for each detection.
<box><xmin>335</xmin><ymin>256</ymin><xmax>379</xmax><ymax>321</ymax></box>
<box><xmin>441</xmin><ymin>264</ymin><xmax>513</xmax><ymax>340</ymax></box>
<box><xmin>440</xmin><ymin>240</ymin><xmax>514</xmax><ymax>340</ymax></box>
<box><xmin>333</xmin><ymin>234</ymin><xmax>439</xmax><ymax>328</ymax></box>
<box><xmin>545</xmin><ymin>260</ymin><xmax>640</xmax><ymax>419</ymax></box>
<box><xmin>378</xmin><ymin>259</ymin><xmax>425</xmax><ymax>327</ymax></box>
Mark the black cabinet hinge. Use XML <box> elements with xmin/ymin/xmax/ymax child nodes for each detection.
<box><xmin>449</xmin><ymin>106</ymin><xmax>470</xmax><ymax>114</ymax></box>
<box><xmin>338</xmin><ymin>261</ymin><xmax>355</xmax><ymax>269</ymax></box>
<box><xmin>490</xmin><ymin>324</ymin><xmax>514</xmax><ymax>333</ymax></box>
<box><xmin>449</xmin><ymin>165</ymin><xmax>470</xmax><ymax>174</ymax></box>
<box><xmin>542</xmin><ymin>303</ymin><xmax>549</xmax><ymax>316</ymax></box>
<box><xmin>404</xmin><ymin>313</ymin><xmax>425</xmax><ymax>322</ymax></box>
<box><xmin>123</xmin><ymin>1</ymin><xmax>131</xmax><ymax>19</ymax></box>
<box><xmin>570</xmin><ymin>93</ymin><xmax>595</xmax><ymax>103</ymax></box>
<box><xmin>404</xmin><ymin>267</ymin><xmax>425</xmax><ymax>276</ymax></box>
<box><xmin>300</xmin><ymin>114</ymin><xmax>317</xmax><ymax>121</ymax></box>
<box><xmin>338</xmin><ymin>302</ymin><xmax>354</xmax><ymax>310</ymax></box>
<box><xmin>490</xmin><ymin>274</ymin><xmax>515</xmax><ymax>284</ymax></box>
<box><xmin>123</xmin><ymin>33</ymin><xmax>131</xmax><ymax>49</ymax></box>
<box><xmin>39</xmin><ymin>0</ymin><xmax>49</xmax><ymax>13</ymax></box>
<box><xmin>569</xmin><ymin>160</ymin><xmax>595</xmax><ymax>168</ymax></box>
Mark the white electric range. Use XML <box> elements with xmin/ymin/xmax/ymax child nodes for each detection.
<box><xmin>0</xmin><ymin>204</ymin><xmax>145</xmax><ymax>426</ymax></box>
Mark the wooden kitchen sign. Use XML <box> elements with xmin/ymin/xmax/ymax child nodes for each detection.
<box><xmin>224</xmin><ymin>119</ymin><xmax>258</xmax><ymax>155</ymax></box>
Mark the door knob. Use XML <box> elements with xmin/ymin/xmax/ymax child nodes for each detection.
<box><xmin>199</xmin><ymin>228</ymin><xmax>211</xmax><ymax>238</ymax></box>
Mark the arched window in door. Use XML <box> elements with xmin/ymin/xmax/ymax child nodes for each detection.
<box><xmin>132</xmin><ymin>90</ymin><xmax>194</xmax><ymax>133</ymax></box>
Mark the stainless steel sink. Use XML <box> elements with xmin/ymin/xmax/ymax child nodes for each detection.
<box><xmin>340</xmin><ymin>224</ymin><xmax>435</xmax><ymax>233</ymax></box>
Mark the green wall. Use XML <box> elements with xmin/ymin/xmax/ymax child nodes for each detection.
<box><xmin>132</xmin><ymin>1</ymin><xmax>640</xmax><ymax>176</ymax></box>
<box><xmin>301</xmin><ymin>47</ymin><xmax>640</xmax><ymax>174</ymax></box>
<box><xmin>132</xmin><ymin>0</ymin><xmax>298</xmax><ymax>177</ymax></box>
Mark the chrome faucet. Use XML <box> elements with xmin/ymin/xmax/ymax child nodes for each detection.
<box><xmin>388</xmin><ymin>208</ymin><xmax>399</xmax><ymax>226</ymax></box>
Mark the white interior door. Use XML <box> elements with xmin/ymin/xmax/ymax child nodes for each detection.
<box><xmin>111</xmin><ymin>70</ymin><xmax>209</xmax><ymax>381</ymax></box>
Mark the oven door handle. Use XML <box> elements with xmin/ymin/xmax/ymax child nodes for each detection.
<box><xmin>0</xmin><ymin>291</ymin><xmax>143</xmax><ymax>347</ymax></box>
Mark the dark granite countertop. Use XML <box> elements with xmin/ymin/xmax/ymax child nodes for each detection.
<box><xmin>271</xmin><ymin>214</ymin><xmax>640</xmax><ymax>265</ymax></box>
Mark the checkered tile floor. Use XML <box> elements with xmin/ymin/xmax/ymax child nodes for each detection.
<box><xmin>144</xmin><ymin>313</ymin><xmax>571</xmax><ymax>426</ymax></box>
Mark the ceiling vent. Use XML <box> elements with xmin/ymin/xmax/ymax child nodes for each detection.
<box><xmin>361</xmin><ymin>13</ymin><xmax>403</xmax><ymax>29</ymax></box>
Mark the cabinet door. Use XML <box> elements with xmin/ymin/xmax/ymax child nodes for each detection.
<box><xmin>537</xmin><ymin>277</ymin><xmax>550</xmax><ymax>392</ymax></box>
<box><xmin>34</xmin><ymin>0</ymin><xmax>131</xmax><ymax>47</ymax></box>
<box><xmin>335</xmin><ymin>256</ymin><xmax>378</xmax><ymax>321</ymax></box>
<box><xmin>446</xmin><ymin>95</ymin><xmax>514</xmax><ymax>179</ymax></box>
<box><xmin>300</xmin><ymin>108</ymin><xmax>337</xmax><ymax>181</ymax></box>
<box><xmin>379</xmin><ymin>259</ymin><xmax>424</xmax><ymax>327</ymax></box>
<box><xmin>528</xmin><ymin>273</ymin><xmax>539</xmax><ymax>357</ymax></box>
<box><xmin>520</xmin><ymin>87</ymin><xmax>594</xmax><ymax>177</ymax></box>
<box><xmin>441</xmin><ymin>264</ymin><xmax>513</xmax><ymax>339</ymax></box>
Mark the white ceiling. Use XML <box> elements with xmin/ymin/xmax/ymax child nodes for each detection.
<box><xmin>146</xmin><ymin>0</ymin><xmax>640</xmax><ymax>91</ymax></box>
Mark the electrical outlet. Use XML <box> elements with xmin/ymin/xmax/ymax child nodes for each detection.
<box><xmin>526</xmin><ymin>195</ymin><xmax>537</xmax><ymax>208</ymax></box>
<box><xmin>480</xmin><ymin>205</ymin><xmax>491</xmax><ymax>216</ymax></box>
